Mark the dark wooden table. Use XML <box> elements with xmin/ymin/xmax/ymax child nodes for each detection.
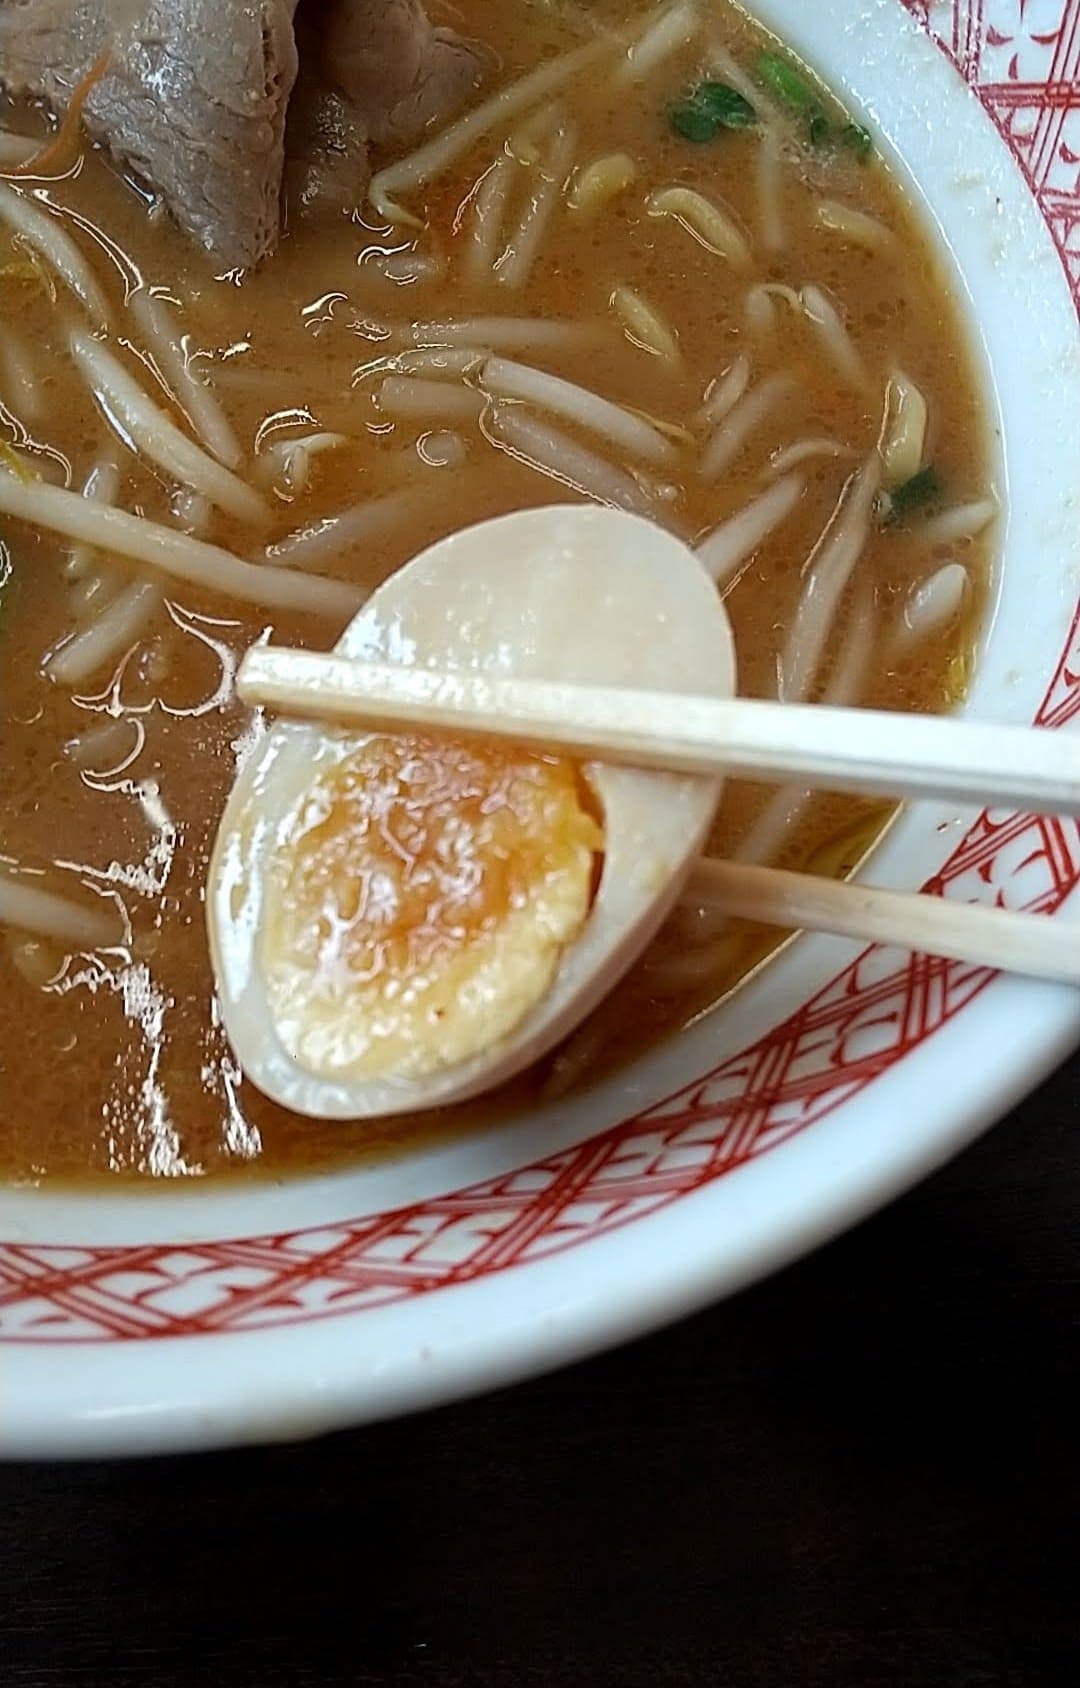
<box><xmin>1</xmin><ymin>1057</ymin><xmax>1076</xmax><ymax>1688</ymax></box>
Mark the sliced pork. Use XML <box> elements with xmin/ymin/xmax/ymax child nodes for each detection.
<box><xmin>288</xmin><ymin>0</ymin><xmax>486</xmax><ymax>224</ymax></box>
<box><xmin>0</xmin><ymin>0</ymin><xmax>300</xmax><ymax>270</ymax></box>
<box><xmin>312</xmin><ymin>0</ymin><xmax>486</xmax><ymax>148</ymax></box>
<box><xmin>0</xmin><ymin>0</ymin><xmax>486</xmax><ymax>264</ymax></box>
<box><xmin>285</xmin><ymin>77</ymin><xmax>372</xmax><ymax>220</ymax></box>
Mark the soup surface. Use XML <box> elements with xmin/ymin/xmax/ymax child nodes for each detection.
<box><xmin>0</xmin><ymin>0</ymin><xmax>994</xmax><ymax>1183</ymax></box>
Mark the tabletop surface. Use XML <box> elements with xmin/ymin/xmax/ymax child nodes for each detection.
<box><xmin>1</xmin><ymin>1054</ymin><xmax>1076</xmax><ymax>1688</ymax></box>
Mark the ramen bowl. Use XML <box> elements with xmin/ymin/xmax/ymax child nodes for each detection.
<box><xmin>2</xmin><ymin>0</ymin><xmax>1079</xmax><ymax>1458</ymax></box>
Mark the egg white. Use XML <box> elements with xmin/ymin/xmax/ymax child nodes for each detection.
<box><xmin>209</xmin><ymin>507</ymin><xmax>737</xmax><ymax>1119</ymax></box>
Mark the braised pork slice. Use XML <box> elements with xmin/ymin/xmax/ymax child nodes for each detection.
<box><xmin>0</xmin><ymin>0</ymin><xmax>485</xmax><ymax>261</ymax></box>
<box><xmin>0</xmin><ymin>0</ymin><xmax>300</xmax><ymax>270</ymax></box>
<box><xmin>288</xmin><ymin>0</ymin><xmax>486</xmax><ymax>223</ymax></box>
<box><xmin>286</xmin><ymin>78</ymin><xmax>373</xmax><ymax>220</ymax></box>
<box><xmin>313</xmin><ymin>0</ymin><xmax>486</xmax><ymax>147</ymax></box>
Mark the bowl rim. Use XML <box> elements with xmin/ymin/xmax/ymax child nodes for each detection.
<box><xmin>2</xmin><ymin>0</ymin><xmax>1079</xmax><ymax>1458</ymax></box>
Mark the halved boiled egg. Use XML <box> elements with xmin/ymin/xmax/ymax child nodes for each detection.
<box><xmin>208</xmin><ymin>506</ymin><xmax>736</xmax><ymax>1118</ymax></box>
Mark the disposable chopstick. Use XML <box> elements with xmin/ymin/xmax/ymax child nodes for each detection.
<box><xmin>238</xmin><ymin>647</ymin><xmax>1080</xmax><ymax>819</ymax></box>
<box><xmin>687</xmin><ymin>860</ymin><xmax>1080</xmax><ymax>986</ymax></box>
<box><xmin>238</xmin><ymin>646</ymin><xmax>1079</xmax><ymax>986</ymax></box>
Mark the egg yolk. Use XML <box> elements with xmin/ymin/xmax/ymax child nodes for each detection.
<box><xmin>261</xmin><ymin>734</ymin><xmax>603</xmax><ymax>1082</ymax></box>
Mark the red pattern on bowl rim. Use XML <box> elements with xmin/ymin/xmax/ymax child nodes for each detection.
<box><xmin>1</xmin><ymin>0</ymin><xmax>1079</xmax><ymax>1346</ymax></box>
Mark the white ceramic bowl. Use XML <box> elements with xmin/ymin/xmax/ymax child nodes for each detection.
<box><xmin>2</xmin><ymin>0</ymin><xmax>1079</xmax><ymax>1458</ymax></box>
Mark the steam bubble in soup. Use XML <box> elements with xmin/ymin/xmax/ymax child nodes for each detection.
<box><xmin>0</xmin><ymin>0</ymin><xmax>995</xmax><ymax>1183</ymax></box>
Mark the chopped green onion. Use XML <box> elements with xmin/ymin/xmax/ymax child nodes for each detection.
<box><xmin>0</xmin><ymin>260</ymin><xmax>44</xmax><ymax>288</ymax></box>
<box><xmin>0</xmin><ymin>441</ymin><xmax>33</xmax><ymax>485</ymax></box>
<box><xmin>667</xmin><ymin>100</ymin><xmax>719</xmax><ymax>144</ymax></box>
<box><xmin>885</xmin><ymin>466</ymin><xmax>943</xmax><ymax>524</ymax></box>
<box><xmin>755</xmin><ymin>49</ymin><xmax>875</xmax><ymax>159</ymax></box>
<box><xmin>946</xmin><ymin>644</ymin><xmax>975</xmax><ymax>706</ymax></box>
<box><xmin>755</xmin><ymin>51</ymin><xmax>817</xmax><ymax>114</ymax></box>
<box><xmin>840</xmin><ymin>122</ymin><xmax>874</xmax><ymax>161</ymax></box>
<box><xmin>668</xmin><ymin>81</ymin><xmax>757</xmax><ymax>143</ymax></box>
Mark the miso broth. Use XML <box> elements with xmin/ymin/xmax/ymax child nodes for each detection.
<box><xmin>0</xmin><ymin>0</ymin><xmax>994</xmax><ymax>1182</ymax></box>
